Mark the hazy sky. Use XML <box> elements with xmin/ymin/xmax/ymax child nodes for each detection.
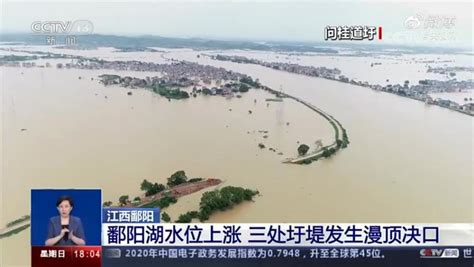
<box><xmin>1</xmin><ymin>0</ymin><xmax>472</xmax><ymax>48</ymax></box>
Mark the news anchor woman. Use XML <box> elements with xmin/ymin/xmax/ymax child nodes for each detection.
<box><xmin>45</xmin><ymin>196</ymin><xmax>86</xmax><ymax>246</ymax></box>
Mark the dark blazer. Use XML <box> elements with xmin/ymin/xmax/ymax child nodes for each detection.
<box><xmin>47</xmin><ymin>215</ymin><xmax>85</xmax><ymax>245</ymax></box>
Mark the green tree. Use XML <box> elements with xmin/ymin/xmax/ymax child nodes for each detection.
<box><xmin>198</xmin><ymin>186</ymin><xmax>258</xmax><ymax>222</ymax></box>
<box><xmin>103</xmin><ymin>201</ymin><xmax>113</xmax><ymax>207</ymax></box>
<box><xmin>202</xmin><ymin>88</ymin><xmax>212</xmax><ymax>95</ymax></box>
<box><xmin>161</xmin><ymin>212</ymin><xmax>171</xmax><ymax>222</ymax></box>
<box><xmin>176</xmin><ymin>213</ymin><xmax>193</xmax><ymax>223</ymax></box>
<box><xmin>239</xmin><ymin>83</ymin><xmax>250</xmax><ymax>92</ymax></box>
<box><xmin>175</xmin><ymin>211</ymin><xmax>200</xmax><ymax>223</ymax></box>
<box><xmin>167</xmin><ymin>170</ymin><xmax>188</xmax><ymax>187</ymax></box>
<box><xmin>118</xmin><ymin>195</ymin><xmax>129</xmax><ymax>206</ymax></box>
<box><xmin>240</xmin><ymin>76</ymin><xmax>259</xmax><ymax>87</ymax></box>
<box><xmin>297</xmin><ymin>144</ymin><xmax>310</xmax><ymax>156</ymax></box>
<box><xmin>145</xmin><ymin>183</ymin><xmax>166</xmax><ymax>196</ymax></box>
<box><xmin>141</xmin><ymin>179</ymin><xmax>153</xmax><ymax>191</ymax></box>
<box><xmin>198</xmin><ymin>209</ymin><xmax>210</xmax><ymax>221</ymax></box>
<box><xmin>322</xmin><ymin>148</ymin><xmax>336</xmax><ymax>158</ymax></box>
<box><xmin>322</xmin><ymin>148</ymin><xmax>330</xmax><ymax>158</ymax></box>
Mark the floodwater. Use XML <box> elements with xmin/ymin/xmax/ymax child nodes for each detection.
<box><xmin>1</xmin><ymin>46</ymin><xmax>473</xmax><ymax>266</ymax></box>
<box><xmin>164</xmin><ymin>48</ymin><xmax>473</xmax><ymax>222</ymax></box>
<box><xmin>1</xmin><ymin>63</ymin><xmax>333</xmax><ymax>266</ymax></box>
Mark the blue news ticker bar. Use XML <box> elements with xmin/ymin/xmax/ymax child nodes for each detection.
<box><xmin>102</xmin><ymin>208</ymin><xmax>160</xmax><ymax>223</ymax></box>
<box><xmin>101</xmin><ymin>246</ymin><xmax>473</xmax><ymax>267</ymax></box>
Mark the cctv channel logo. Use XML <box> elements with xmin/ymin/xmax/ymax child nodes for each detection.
<box><xmin>420</xmin><ymin>248</ymin><xmax>459</xmax><ymax>258</ymax></box>
<box><xmin>31</xmin><ymin>20</ymin><xmax>94</xmax><ymax>35</ymax></box>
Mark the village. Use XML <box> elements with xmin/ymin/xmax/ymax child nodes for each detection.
<box><xmin>211</xmin><ymin>54</ymin><xmax>474</xmax><ymax>115</ymax></box>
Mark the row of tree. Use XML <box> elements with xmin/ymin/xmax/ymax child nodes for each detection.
<box><xmin>105</xmin><ymin>173</ymin><xmax>258</xmax><ymax>224</ymax></box>
<box><xmin>104</xmin><ymin>170</ymin><xmax>192</xmax><ymax>207</ymax></box>
<box><xmin>173</xmin><ymin>186</ymin><xmax>259</xmax><ymax>223</ymax></box>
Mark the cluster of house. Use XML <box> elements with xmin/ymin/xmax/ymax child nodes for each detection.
<box><xmin>62</xmin><ymin>59</ymin><xmax>246</xmax><ymax>83</ymax></box>
<box><xmin>324</xmin><ymin>72</ymin><xmax>474</xmax><ymax>115</ymax></box>
<box><xmin>262</xmin><ymin>62</ymin><xmax>341</xmax><ymax>79</ymax></box>
<box><xmin>101</xmin><ymin>74</ymin><xmax>202</xmax><ymax>88</ymax></box>
<box><xmin>2</xmin><ymin>51</ymin><xmax>257</xmax><ymax>98</ymax></box>
<box><xmin>427</xmin><ymin>97</ymin><xmax>473</xmax><ymax>113</ymax></box>
<box><xmin>99</xmin><ymin>73</ymin><xmax>248</xmax><ymax>98</ymax></box>
<box><xmin>352</xmin><ymin>78</ymin><xmax>474</xmax><ymax>115</ymax></box>
<box><xmin>210</xmin><ymin>54</ymin><xmax>473</xmax><ymax>115</ymax></box>
<box><xmin>60</xmin><ymin>57</ymin><xmax>260</xmax><ymax>99</ymax></box>
<box><xmin>0</xmin><ymin>61</ymin><xmax>36</xmax><ymax>67</ymax></box>
<box><xmin>427</xmin><ymin>66</ymin><xmax>474</xmax><ymax>76</ymax></box>
<box><xmin>212</xmin><ymin>54</ymin><xmax>342</xmax><ymax>80</ymax></box>
<box><xmin>377</xmin><ymin>79</ymin><xmax>472</xmax><ymax>96</ymax></box>
<box><xmin>193</xmin><ymin>83</ymin><xmax>243</xmax><ymax>96</ymax></box>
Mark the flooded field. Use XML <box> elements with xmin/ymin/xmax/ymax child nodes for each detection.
<box><xmin>0</xmin><ymin>46</ymin><xmax>472</xmax><ymax>266</ymax></box>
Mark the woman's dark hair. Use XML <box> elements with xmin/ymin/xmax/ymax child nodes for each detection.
<box><xmin>56</xmin><ymin>196</ymin><xmax>74</xmax><ymax>207</ymax></box>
